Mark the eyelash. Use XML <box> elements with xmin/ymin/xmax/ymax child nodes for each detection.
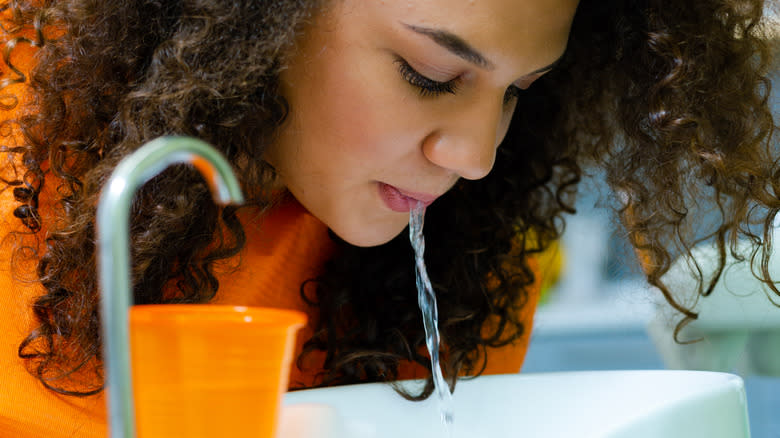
<box><xmin>394</xmin><ymin>57</ymin><xmax>523</xmax><ymax>104</ymax></box>
<box><xmin>395</xmin><ymin>57</ymin><xmax>459</xmax><ymax>97</ymax></box>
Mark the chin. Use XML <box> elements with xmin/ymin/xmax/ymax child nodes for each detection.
<box><xmin>330</xmin><ymin>224</ymin><xmax>406</xmax><ymax>248</ymax></box>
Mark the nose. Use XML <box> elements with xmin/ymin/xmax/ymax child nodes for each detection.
<box><xmin>421</xmin><ymin>97</ymin><xmax>507</xmax><ymax>180</ymax></box>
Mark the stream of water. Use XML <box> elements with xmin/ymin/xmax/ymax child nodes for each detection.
<box><xmin>409</xmin><ymin>202</ymin><xmax>454</xmax><ymax>437</ymax></box>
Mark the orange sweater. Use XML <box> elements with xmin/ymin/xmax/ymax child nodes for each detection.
<box><xmin>0</xmin><ymin>43</ymin><xmax>539</xmax><ymax>438</ymax></box>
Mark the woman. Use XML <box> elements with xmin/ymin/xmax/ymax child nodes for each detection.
<box><xmin>0</xmin><ymin>0</ymin><xmax>777</xmax><ymax>435</ymax></box>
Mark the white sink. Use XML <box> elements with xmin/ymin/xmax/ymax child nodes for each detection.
<box><xmin>280</xmin><ymin>370</ymin><xmax>749</xmax><ymax>438</ymax></box>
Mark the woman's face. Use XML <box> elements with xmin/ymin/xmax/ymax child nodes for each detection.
<box><xmin>265</xmin><ymin>0</ymin><xmax>579</xmax><ymax>247</ymax></box>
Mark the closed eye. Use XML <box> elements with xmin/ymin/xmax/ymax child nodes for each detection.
<box><xmin>395</xmin><ymin>56</ymin><xmax>459</xmax><ymax>97</ymax></box>
<box><xmin>395</xmin><ymin>56</ymin><xmax>530</xmax><ymax>105</ymax></box>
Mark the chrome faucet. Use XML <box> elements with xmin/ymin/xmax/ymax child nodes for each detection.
<box><xmin>96</xmin><ymin>136</ymin><xmax>245</xmax><ymax>438</ymax></box>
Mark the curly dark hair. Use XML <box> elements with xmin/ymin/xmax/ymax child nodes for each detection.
<box><xmin>1</xmin><ymin>0</ymin><xmax>777</xmax><ymax>400</ymax></box>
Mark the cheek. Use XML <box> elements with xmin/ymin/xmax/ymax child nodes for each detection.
<box><xmin>298</xmin><ymin>58</ymin><xmax>424</xmax><ymax>167</ymax></box>
<box><xmin>304</xmin><ymin>70</ymin><xmax>381</xmax><ymax>152</ymax></box>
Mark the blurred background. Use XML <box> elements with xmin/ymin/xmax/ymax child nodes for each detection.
<box><xmin>524</xmin><ymin>180</ymin><xmax>780</xmax><ymax>438</ymax></box>
<box><xmin>522</xmin><ymin>20</ymin><xmax>780</xmax><ymax>437</ymax></box>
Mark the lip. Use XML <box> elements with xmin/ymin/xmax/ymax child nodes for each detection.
<box><xmin>378</xmin><ymin>182</ymin><xmax>438</xmax><ymax>213</ymax></box>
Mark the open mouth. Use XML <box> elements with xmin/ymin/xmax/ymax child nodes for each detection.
<box><xmin>378</xmin><ymin>182</ymin><xmax>436</xmax><ymax>212</ymax></box>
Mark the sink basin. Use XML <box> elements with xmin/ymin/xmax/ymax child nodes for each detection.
<box><xmin>280</xmin><ymin>370</ymin><xmax>749</xmax><ymax>438</ymax></box>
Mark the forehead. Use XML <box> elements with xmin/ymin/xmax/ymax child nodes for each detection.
<box><xmin>363</xmin><ymin>0</ymin><xmax>579</xmax><ymax>68</ymax></box>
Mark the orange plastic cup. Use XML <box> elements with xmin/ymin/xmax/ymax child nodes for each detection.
<box><xmin>129</xmin><ymin>305</ymin><xmax>306</xmax><ymax>438</ymax></box>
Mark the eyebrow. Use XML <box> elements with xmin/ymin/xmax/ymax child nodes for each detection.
<box><xmin>403</xmin><ymin>23</ymin><xmax>566</xmax><ymax>78</ymax></box>
<box><xmin>403</xmin><ymin>23</ymin><xmax>495</xmax><ymax>70</ymax></box>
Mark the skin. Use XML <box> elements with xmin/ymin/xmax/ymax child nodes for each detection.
<box><xmin>264</xmin><ymin>0</ymin><xmax>580</xmax><ymax>247</ymax></box>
